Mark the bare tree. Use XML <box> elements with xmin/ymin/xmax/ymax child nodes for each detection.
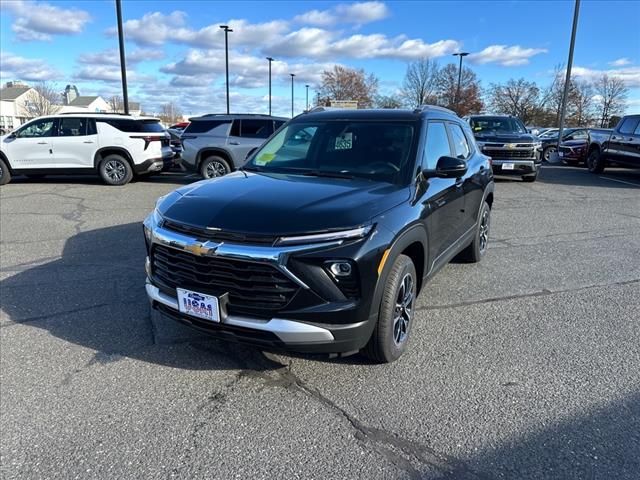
<box><xmin>158</xmin><ymin>101</ymin><xmax>183</xmax><ymax>125</ymax></box>
<box><xmin>317</xmin><ymin>66</ymin><xmax>379</xmax><ymax>108</ymax></box>
<box><xmin>594</xmin><ymin>74</ymin><xmax>627</xmax><ymax>127</ymax></box>
<box><xmin>434</xmin><ymin>63</ymin><xmax>483</xmax><ymax>116</ymax></box>
<box><xmin>569</xmin><ymin>80</ymin><xmax>595</xmax><ymax>126</ymax></box>
<box><xmin>21</xmin><ymin>81</ymin><xmax>61</xmax><ymax>118</ymax></box>
<box><xmin>487</xmin><ymin>78</ymin><xmax>541</xmax><ymax>125</ymax></box>
<box><xmin>374</xmin><ymin>95</ymin><xmax>403</xmax><ymax>109</ymax></box>
<box><xmin>400</xmin><ymin>58</ymin><xmax>439</xmax><ymax>107</ymax></box>
<box><xmin>108</xmin><ymin>95</ymin><xmax>124</xmax><ymax>113</ymax></box>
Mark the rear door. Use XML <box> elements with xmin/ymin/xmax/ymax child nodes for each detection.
<box><xmin>5</xmin><ymin>118</ymin><xmax>57</xmax><ymax>169</ymax></box>
<box><xmin>52</xmin><ymin>117</ymin><xmax>97</xmax><ymax>168</ymax></box>
<box><xmin>420</xmin><ymin>121</ymin><xmax>463</xmax><ymax>263</ymax></box>
<box><xmin>227</xmin><ymin>119</ymin><xmax>274</xmax><ymax>166</ymax></box>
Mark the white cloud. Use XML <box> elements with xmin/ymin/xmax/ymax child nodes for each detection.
<box><xmin>609</xmin><ymin>58</ymin><xmax>632</xmax><ymax>67</ymax></box>
<box><xmin>78</xmin><ymin>48</ymin><xmax>164</xmax><ymax>66</ymax></box>
<box><xmin>572</xmin><ymin>66</ymin><xmax>640</xmax><ymax>88</ymax></box>
<box><xmin>4</xmin><ymin>0</ymin><xmax>90</xmax><ymax>41</ymax></box>
<box><xmin>0</xmin><ymin>52</ymin><xmax>61</xmax><ymax>81</ymax></box>
<box><xmin>294</xmin><ymin>1</ymin><xmax>390</xmax><ymax>26</ymax></box>
<box><xmin>468</xmin><ymin>45</ymin><xmax>547</xmax><ymax>66</ymax></box>
<box><xmin>74</xmin><ymin>66</ymin><xmax>153</xmax><ymax>84</ymax></box>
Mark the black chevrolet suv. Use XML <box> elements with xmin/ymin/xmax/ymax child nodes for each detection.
<box><xmin>143</xmin><ymin>106</ymin><xmax>495</xmax><ymax>362</ymax></box>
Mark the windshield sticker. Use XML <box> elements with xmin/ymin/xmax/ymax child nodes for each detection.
<box><xmin>335</xmin><ymin>132</ymin><xmax>353</xmax><ymax>150</ymax></box>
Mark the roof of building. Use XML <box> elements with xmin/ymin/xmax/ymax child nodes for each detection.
<box><xmin>68</xmin><ymin>96</ymin><xmax>101</xmax><ymax>107</ymax></box>
<box><xmin>0</xmin><ymin>86</ymin><xmax>32</xmax><ymax>101</ymax></box>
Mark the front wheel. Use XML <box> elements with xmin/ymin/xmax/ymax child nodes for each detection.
<box><xmin>542</xmin><ymin>146</ymin><xmax>556</xmax><ymax>162</ymax></box>
<box><xmin>587</xmin><ymin>149</ymin><xmax>605</xmax><ymax>173</ymax></box>
<box><xmin>0</xmin><ymin>158</ymin><xmax>11</xmax><ymax>185</ymax></box>
<box><xmin>362</xmin><ymin>254</ymin><xmax>417</xmax><ymax>363</ymax></box>
<box><xmin>200</xmin><ymin>156</ymin><xmax>230</xmax><ymax>179</ymax></box>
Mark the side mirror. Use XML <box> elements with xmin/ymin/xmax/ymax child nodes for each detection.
<box><xmin>8</xmin><ymin>132</ymin><xmax>17</xmax><ymax>139</ymax></box>
<box><xmin>423</xmin><ymin>156</ymin><xmax>467</xmax><ymax>179</ymax></box>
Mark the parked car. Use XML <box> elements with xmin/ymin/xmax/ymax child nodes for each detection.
<box><xmin>558</xmin><ymin>138</ymin><xmax>589</xmax><ymax>165</ymax></box>
<box><xmin>466</xmin><ymin>114</ymin><xmax>541</xmax><ymax>182</ymax></box>
<box><xmin>0</xmin><ymin>113</ymin><xmax>173</xmax><ymax>186</ymax></box>
<box><xmin>166</xmin><ymin>128</ymin><xmax>184</xmax><ymax>168</ymax></box>
<box><xmin>540</xmin><ymin>128</ymin><xmax>589</xmax><ymax>162</ymax></box>
<box><xmin>586</xmin><ymin>115</ymin><xmax>640</xmax><ymax>173</ymax></box>
<box><xmin>180</xmin><ymin>114</ymin><xmax>287</xmax><ymax>179</ymax></box>
<box><xmin>143</xmin><ymin>106</ymin><xmax>495</xmax><ymax>363</ymax></box>
<box><xmin>169</xmin><ymin>122</ymin><xmax>189</xmax><ymax>132</ymax></box>
<box><xmin>537</xmin><ymin>128</ymin><xmax>558</xmax><ymax>139</ymax></box>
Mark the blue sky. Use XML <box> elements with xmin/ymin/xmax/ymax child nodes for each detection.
<box><xmin>1</xmin><ymin>0</ymin><xmax>639</xmax><ymax>117</ymax></box>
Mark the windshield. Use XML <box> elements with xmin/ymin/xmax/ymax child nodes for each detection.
<box><xmin>245</xmin><ymin>120</ymin><xmax>417</xmax><ymax>184</ymax></box>
<box><xmin>470</xmin><ymin>117</ymin><xmax>527</xmax><ymax>135</ymax></box>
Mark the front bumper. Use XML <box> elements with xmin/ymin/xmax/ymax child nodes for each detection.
<box><xmin>491</xmin><ymin>159</ymin><xmax>538</xmax><ymax>175</ymax></box>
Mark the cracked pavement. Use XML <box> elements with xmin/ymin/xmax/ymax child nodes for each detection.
<box><xmin>1</xmin><ymin>166</ymin><xmax>640</xmax><ymax>479</ymax></box>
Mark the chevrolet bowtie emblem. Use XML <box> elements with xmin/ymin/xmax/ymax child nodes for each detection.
<box><xmin>505</xmin><ymin>143</ymin><xmax>517</xmax><ymax>149</ymax></box>
<box><xmin>184</xmin><ymin>242</ymin><xmax>221</xmax><ymax>256</ymax></box>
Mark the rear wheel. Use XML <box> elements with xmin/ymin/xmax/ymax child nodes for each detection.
<box><xmin>200</xmin><ymin>156</ymin><xmax>230</xmax><ymax>179</ymax></box>
<box><xmin>363</xmin><ymin>254</ymin><xmax>417</xmax><ymax>363</ymax></box>
<box><xmin>587</xmin><ymin>149</ymin><xmax>605</xmax><ymax>173</ymax></box>
<box><xmin>99</xmin><ymin>155</ymin><xmax>133</xmax><ymax>185</ymax></box>
<box><xmin>542</xmin><ymin>145</ymin><xmax>556</xmax><ymax>162</ymax></box>
<box><xmin>0</xmin><ymin>158</ymin><xmax>11</xmax><ymax>185</ymax></box>
<box><xmin>460</xmin><ymin>201</ymin><xmax>491</xmax><ymax>263</ymax></box>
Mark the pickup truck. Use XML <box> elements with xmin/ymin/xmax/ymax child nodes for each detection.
<box><xmin>586</xmin><ymin>115</ymin><xmax>640</xmax><ymax>173</ymax></box>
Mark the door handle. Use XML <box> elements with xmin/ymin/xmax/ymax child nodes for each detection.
<box><xmin>37</xmin><ymin>141</ymin><xmax>47</xmax><ymax>144</ymax></box>
<box><xmin>229</xmin><ymin>141</ymin><xmax>240</xmax><ymax>145</ymax></box>
<box><xmin>83</xmin><ymin>140</ymin><xmax>94</xmax><ymax>144</ymax></box>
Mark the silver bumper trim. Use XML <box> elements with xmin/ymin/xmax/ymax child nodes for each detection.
<box><xmin>146</xmin><ymin>281</ymin><xmax>335</xmax><ymax>344</ymax></box>
<box><xmin>492</xmin><ymin>159</ymin><xmax>536</xmax><ymax>166</ymax></box>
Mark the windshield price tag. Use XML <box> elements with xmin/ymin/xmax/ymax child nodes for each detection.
<box><xmin>335</xmin><ymin>132</ymin><xmax>353</xmax><ymax>150</ymax></box>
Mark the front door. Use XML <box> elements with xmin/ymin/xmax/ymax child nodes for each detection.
<box><xmin>5</xmin><ymin>118</ymin><xmax>57</xmax><ymax>169</ymax></box>
<box><xmin>52</xmin><ymin>117</ymin><xmax>98</xmax><ymax>168</ymax></box>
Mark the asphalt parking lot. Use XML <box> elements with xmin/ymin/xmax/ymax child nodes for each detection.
<box><xmin>1</xmin><ymin>165</ymin><xmax>639</xmax><ymax>479</ymax></box>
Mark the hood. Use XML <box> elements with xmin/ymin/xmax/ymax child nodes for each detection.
<box><xmin>474</xmin><ymin>133</ymin><xmax>537</xmax><ymax>143</ymax></box>
<box><xmin>159</xmin><ymin>172</ymin><xmax>409</xmax><ymax>235</ymax></box>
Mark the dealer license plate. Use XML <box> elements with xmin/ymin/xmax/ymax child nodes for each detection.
<box><xmin>177</xmin><ymin>288</ymin><xmax>220</xmax><ymax>323</ymax></box>
<box><xmin>501</xmin><ymin>163</ymin><xmax>515</xmax><ymax>170</ymax></box>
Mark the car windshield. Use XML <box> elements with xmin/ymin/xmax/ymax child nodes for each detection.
<box><xmin>245</xmin><ymin>120</ymin><xmax>417</xmax><ymax>184</ymax></box>
<box><xmin>470</xmin><ymin>117</ymin><xmax>527</xmax><ymax>134</ymax></box>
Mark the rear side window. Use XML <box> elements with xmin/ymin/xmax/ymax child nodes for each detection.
<box><xmin>274</xmin><ymin>120</ymin><xmax>286</xmax><ymax>131</ymax></box>
<box><xmin>448</xmin><ymin>123</ymin><xmax>471</xmax><ymax>159</ymax></box>
<box><xmin>98</xmin><ymin>119</ymin><xmax>164</xmax><ymax>133</ymax></box>
<box><xmin>619</xmin><ymin>117</ymin><xmax>640</xmax><ymax>135</ymax></box>
<box><xmin>241</xmin><ymin>119</ymin><xmax>274</xmax><ymax>139</ymax></box>
<box><xmin>184</xmin><ymin>120</ymin><xmax>231</xmax><ymax>134</ymax></box>
<box><xmin>423</xmin><ymin>122</ymin><xmax>451</xmax><ymax>169</ymax></box>
<box><xmin>59</xmin><ymin>118</ymin><xmax>87</xmax><ymax>136</ymax></box>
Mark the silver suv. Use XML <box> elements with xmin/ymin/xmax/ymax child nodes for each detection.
<box><xmin>181</xmin><ymin>114</ymin><xmax>287</xmax><ymax>178</ymax></box>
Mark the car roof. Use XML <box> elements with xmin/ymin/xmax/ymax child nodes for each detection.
<box><xmin>52</xmin><ymin>113</ymin><xmax>160</xmax><ymax>121</ymax></box>
<box><xmin>189</xmin><ymin>113</ymin><xmax>288</xmax><ymax>121</ymax></box>
<box><xmin>292</xmin><ymin>106</ymin><xmax>458</xmax><ymax>122</ymax></box>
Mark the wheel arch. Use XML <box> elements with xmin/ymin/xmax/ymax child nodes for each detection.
<box><xmin>0</xmin><ymin>150</ymin><xmax>13</xmax><ymax>174</ymax></box>
<box><xmin>93</xmin><ymin>147</ymin><xmax>135</xmax><ymax>169</ymax></box>
<box><xmin>197</xmin><ymin>148</ymin><xmax>234</xmax><ymax>171</ymax></box>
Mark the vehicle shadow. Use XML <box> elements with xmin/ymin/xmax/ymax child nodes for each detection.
<box><xmin>0</xmin><ymin>222</ymin><xmax>283</xmax><ymax>372</ymax></box>
<box><xmin>7</xmin><ymin>172</ymin><xmax>197</xmax><ymax>186</ymax></box>
<box><xmin>537</xmin><ymin>165</ymin><xmax>640</xmax><ymax>188</ymax></box>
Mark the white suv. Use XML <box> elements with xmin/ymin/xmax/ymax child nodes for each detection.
<box><xmin>0</xmin><ymin>113</ymin><xmax>173</xmax><ymax>186</ymax></box>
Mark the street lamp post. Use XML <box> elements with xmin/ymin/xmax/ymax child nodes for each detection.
<box><xmin>115</xmin><ymin>0</ymin><xmax>129</xmax><ymax>115</ymax></box>
<box><xmin>305</xmin><ymin>84</ymin><xmax>309</xmax><ymax>111</ymax></box>
<box><xmin>290</xmin><ymin>73</ymin><xmax>296</xmax><ymax>117</ymax></box>
<box><xmin>266</xmin><ymin>57</ymin><xmax>274</xmax><ymax>116</ymax></box>
<box><xmin>220</xmin><ymin>25</ymin><xmax>233</xmax><ymax>114</ymax></box>
<box><xmin>453</xmin><ymin>52</ymin><xmax>469</xmax><ymax>111</ymax></box>
<box><xmin>557</xmin><ymin>0</ymin><xmax>581</xmax><ymax>153</ymax></box>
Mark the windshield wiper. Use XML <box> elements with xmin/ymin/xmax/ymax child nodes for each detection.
<box><xmin>302</xmin><ymin>170</ymin><xmax>355</xmax><ymax>179</ymax></box>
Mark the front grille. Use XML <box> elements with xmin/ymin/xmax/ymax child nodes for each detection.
<box><xmin>151</xmin><ymin>245</ymin><xmax>299</xmax><ymax>317</ymax></box>
<box><xmin>163</xmin><ymin>220</ymin><xmax>277</xmax><ymax>246</ymax></box>
<box><xmin>485</xmin><ymin>149</ymin><xmax>535</xmax><ymax>159</ymax></box>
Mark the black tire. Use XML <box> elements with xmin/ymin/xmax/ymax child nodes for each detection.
<box><xmin>363</xmin><ymin>254</ymin><xmax>417</xmax><ymax>363</ymax></box>
<box><xmin>587</xmin><ymin>149</ymin><xmax>605</xmax><ymax>174</ymax></box>
<box><xmin>460</xmin><ymin>201</ymin><xmax>491</xmax><ymax>263</ymax></box>
<box><xmin>200</xmin><ymin>156</ymin><xmax>231</xmax><ymax>179</ymax></box>
<box><xmin>542</xmin><ymin>145</ymin><xmax>556</xmax><ymax>162</ymax></box>
<box><xmin>98</xmin><ymin>154</ymin><xmax>133</xmax><ymax>186</ymax></box>
<box><xmin>0</xmin><ymin>158</ymin><xmax>11</xmax><ymax>185</ymax></box>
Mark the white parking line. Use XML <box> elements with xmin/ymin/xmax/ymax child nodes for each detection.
<box><xmin>599</xmin><ymin>176</ymin><xmax>640</xmax><ymax>188</ymax></box>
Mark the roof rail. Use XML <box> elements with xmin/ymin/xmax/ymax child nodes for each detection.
<box><xmin>199</xmin><ymin>113</ymin><xmax>275</xmax><ymax>118</ymax></box>
<box><xmin>59</xmin><ymin>111</ymin><xmax>132</xmax><ymax>115</ymax></box>
<box><xmin>412</xmin><ymin>105</ymin><xmax>457</xmax><ymax>115</ymax></box>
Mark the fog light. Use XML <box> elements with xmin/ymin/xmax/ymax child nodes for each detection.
<box><xmin>145</xmin><ymin>256</ymin><xmax>152</xmax><ymax>278</ymax></box>
<box><xmin>329</xmin><ymin>262</ymin><xmax>352</xmax><ymax>277</ymax></box>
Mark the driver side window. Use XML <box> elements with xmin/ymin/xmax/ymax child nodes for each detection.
<box><xmin>422</xmin><ymin>122</ymin><xmax>451</xmax><ymax>170</ymax></box>
<box><xmin>18</xmin><ymin>119</ymin><xmax>56</xmax><ymax>138</ymax></box>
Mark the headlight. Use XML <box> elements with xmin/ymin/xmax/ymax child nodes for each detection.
<box><xmin>276</xmin><ymin>225</ymin><xmax>373</xmax><ymax>246</ymax></box>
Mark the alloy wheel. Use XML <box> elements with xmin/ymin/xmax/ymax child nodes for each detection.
<box><xmin>105</xmin><ymin>160</ymin><xmax>126</xmax><ymax>182</ymax></box>
<box><xmin>393</xmin><ymin>273</ymin><xmax>415</xmax><ymax>345</ymax></box>
<box><xmin>544</xmin><ymin>146</ymin><xmax>556</xmax><ymax>161</ymax></box>
<box><xmin>479</xmin><ymin>208</ymin><xmax>490</xmax><ymax>254</ymax></box>
<box><xmin>206</xmin><ymin>161</ymin><xmax>228</xmax><ymax>178</ymax></box>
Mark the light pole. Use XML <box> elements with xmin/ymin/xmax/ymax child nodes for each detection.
<box><xmin>266</xmin><ymin>57</ymin><xmax>274</xmax><ymax>116</ymax></box>
<box><xmin>220</xmin><ymin>25</ymin><xmax>233</xmax><ymax>114</ymax></box>
<box><xmin>290</xmin><ymin>73</ymin><xmax>296</xmax><ymax>117</ymax></box>
<box><xmin>453</xmin><ymin>52</ymin><xmax>469</xmax><ymax>111</ymax></box>
<box><xmin>305</xmin><ymin>84</ymin><xmax>309</xmax><ymax>111</ymax></box>
<box><xmin>115</xmin><ymin>0</ymin><xmax>129</xmax><ymax>115</ymax></box>
<box><xmin>557</xmin><ymin>0</ymin><xmax>581</xmax><ymax>154</ymax></box>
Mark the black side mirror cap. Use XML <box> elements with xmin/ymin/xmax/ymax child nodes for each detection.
<box><xmin>422</xmin><ymin>156</ymin><xmax>468</xmax><ymax>179</ymax></box>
